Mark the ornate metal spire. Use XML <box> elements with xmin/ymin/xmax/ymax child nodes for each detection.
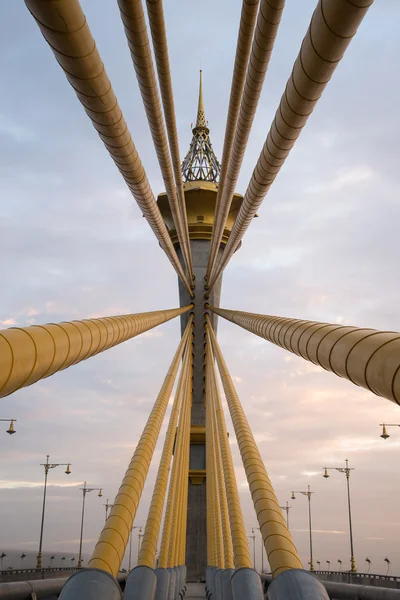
<box><xmin>182</xmin><ymin>71</ymin><xmax>221</xmax><ymax>182</ymax></box>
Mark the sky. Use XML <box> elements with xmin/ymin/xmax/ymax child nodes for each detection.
<box><xmin>1</xmin><ymin>0</ymin><xmax>400</xmax><ymax>577</ymax></box>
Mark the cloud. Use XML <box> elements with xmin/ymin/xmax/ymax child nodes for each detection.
<box><xmin>305</xmin><ymin>166</ymin><xmax>375</xmax><ymax>194</ymax></box>
<box><xmin>0</xmin><ymin>0</ymin><xmax>399</xmax><ymax>577</ymax></box>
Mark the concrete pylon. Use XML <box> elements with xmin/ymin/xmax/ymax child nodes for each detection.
<box><xmin>157</xmin><ymin>73</ymin><xmax>244</xmax><ymax>582</ymax></box>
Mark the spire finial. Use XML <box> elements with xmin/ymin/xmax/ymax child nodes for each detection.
<box><xmin>181</xmin><ymin>71</ymin><xmax>221</xmax><ymax>182</ymax></box>
<box><xmin>196</xmin><ymin>70</ymin><xmax>206</xmax><ymax>128</ymax></box>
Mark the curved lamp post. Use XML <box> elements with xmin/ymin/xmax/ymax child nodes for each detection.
<box><xmin>317</xmin><ymin>560</ymin><xmax>321</xmax><ymax>570</ymax></box>
<box><xmin>49</xmin><ymin>556</ymin><xmax>55</xmax><ymax>568</ymax></box>
<box><xmin>20</xmin><ymin>553</ymin><xmax>26</xmax><ymax>567</ymax></box>
<box><xmin>0</xmin><ymin>418</ymin><xmax>17</xmax><ymax>435</ymax></box>
<box><xmin>0</xmin><ymin>553</ymin><xmax>6</xmax><ymax>569</ymax></box>
<box><xmin>380</xmin><ymin>424</ymin><xmax>400</xmax><ymax>439</ymax></box>
<box><xmin>291</xmin><ymin>486</ymin><xmax>315</xmax><ymax>571</ymax></box>
<box><xmin>365</xmin><ymin>557</ymin><xmax>371</xmax><ymax>573</ymax></box>
<box><xmin>384</xmin><ymin>557</ymin><xmax>391</xmax><ymax>576</ymax></box>
<box><xmin>77</xmin><ymin>482</ymin><xmax>102</xmax><ymax>568</ymax></box>
<box><xmin>326</xmin><ymin>560</ymin><xmax>330</xmax><ymax>572</ymax></box>
<box><xmin>71</xmin><ymin>557</ymin><xmax>75</xmax><ymax>567</ymax></box>
<box><xmin>323</xmin><ymin>460</ymin><xmax>356</xmax><ymax>572</ymax></box>
<box><xmin>338</xmin><ymin>559</ymin><xmax>342</xmax><ymax>572</ymax></box>
<box><xmin>37</xmin><ymin>455</ymin><xmax>71</xmax><ymax>568</ymax></box>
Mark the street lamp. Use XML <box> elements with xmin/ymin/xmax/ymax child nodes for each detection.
<box><xmin>0</xmin><ymin>418</ymin><xmax>17</xmax><ymax>435</ymax></box>
<box><xmin>338</xmin><ymin>559</ymin><xmax>342</xmax><ymax>572</ymax></box>
<box><xmin>78</xmin><ymin>482</ymin><xmax>103</xmax><ymax>568</ymax></box>
<box><xmin>20</xmin><ymin>553</ymin><xmax>26</xmax><ymax>567</ymax></box>
<box><xmin>61</xmin><ymin>557</ymin><xmax>66</xmax><ymax>568</ymax></box>
<box><xmin>279</xmin><ymin>501</ymin><xmax>292</xmax><ymax>529</ymax></box>
<box><xmin>250</xmin><ymin>530</ymin><xmax>257</xmax><ymax>571</ymax></box>
<box><xmin>322</xmin><ymin>459</ymin><xmax>356</xmax><ymax>573</ymax></box>
<box><xmin>37</xmin><ymin>455</ymin><xmax>71</xmax><ymax>568</ymax></box>
<box><xmin>253</xmin><ymin>527</ymin><xmax>264</xmax><ymax>573</ymax></box>
<box><xmin>49</xmin><ymin>556</ymin><xmax>55</xmax><ymax>568</ymax></box>
<box><xmin>0</xmin><ymin>553</ymin><xmax>6</xmax><ymax>569</ymax></box>
<box><xmin>384</xmin><ymin>557</ymin><xmax>390</xmax><ymax>576</ymax></box>
<box><xmin>317</xmin><ymin>560</ymin><xmax>321</xmax><ymax>570</ymax></box>
<box><xmin>104</xmin><ymin>499</ymin><xmax>113</xmax><ymax>522</ymax></box>
<box><xmin>365</xmin><ymin>557</ymin><xmax>371</xmax><ymax>573</ymax></box>
<box><xmin>326</xmin><ymin>560</ymin><xmax>330</xmax><ymax>571</ymax></box>
<box><xmin>129</xmin><ymin>526</ymin><xmax>142</xmax><ymax>570</ymax></box>
<box><xmin>291</xmin><ymin>486</ymin><xmax>315</xmax><ymax>571</ymax></box>
<box><xmin>380</xmin><ymin>424</ymin><xmax>400</xmax><ymax>439</ymax></box>
<box><xmin>71</xmin><ymin>557</ymin><xmax>75</xmax><ymax>567</ymax></box>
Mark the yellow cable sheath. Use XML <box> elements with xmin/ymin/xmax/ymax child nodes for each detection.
<box><xmin>178</xmin><ymin>360</ymin><xmax>192</xmax><ymax>565</ymax></box>
<box><xmin>206</xmin><ymin>331</ymin><xmax>251</xmax><ymax>569</ymax></box>
<box><xmin>211</xmin><ymin>392</ymin><xmax>224</xmax><ymax>568</ymax></box>
<box><xmin>168</xmin><ymin>370</ymin><xmax>190</xmax><ymax>567</ymax></box>
<box><xmin>88</xmin><ymin>320</ymin><xmax>193</xmax><ymax>576</ymax></box>
<box><xmin>209</xmin><ymin>0</ymin><xmax>374</xmax><ymax>286</ymax></box>
<box><xmin>211</xmin><ymin>382</ymin><xmax>234</xmax><ymax>569</ymax></box>
<box><xmin>206</xmin><ymin>0</ymin><xmax>260</xmax><ymax>281</ymax></box>
<box><xmin>117</xmin><ymin>0</ymin><xmax>193</xmax><ymax>279</ymax></box>
<box><xmin>24</xmin><ymin>0</ymin><xmax>192</xmax><ymax>294</ymax></box>
<box><xmin>207</xmin><ymin>317</ymin><xmax>302</xmax><ymax>577</ymax></box>
<box><xmin>205</xmin><ymin>345</ymin><xmax>217</xmax><ymax>567</ymax></box>
<box><xmin>207</xmin><ymin>0</ymin><xmax>285</xmax><ymax>284</ymax></box>
<box><xmin>158</xmin><ymin>355</ymin><xmax>190</xmax><ymax>568</ymax></box>
<box><xmin>145</xmin><ymin>0</ymin><xmax>192</xmax><ymax>272</ymax></box>
<box><xmin>0</xmin><ymin>306</ymin><xmax>191</xmax><ymax>399</ymax></box>
<box><xmin>209</xmin><ymin>306</ymin><xmax>400</xmax><ymax>406</ymax></box>
<box><xmin>138</xmin><ymin>322</ymin><xmax>193</xmax><ymax>567</ymax></box>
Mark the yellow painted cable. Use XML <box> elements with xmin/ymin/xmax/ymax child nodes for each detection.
<box><xmin>117</xmin><ymin>0</ymin><xmax>193</xmax><ymax>279</ymax></box>
<box><xmin>211</xmin><ymin>393</ymin><xmax>224</xmax><ymax>568</ymax></box>
<box><xmin>88</xmin><ymin>320</ymin><xmax>193</xmax><ymax>576</ymax></box>
<box><xmin>207</xmin><ymin>0</ymin><xmax>285</xmax><ymax>285</ymax></box>
<box><xmin>145</xmin><ymin>0</ymin><xmax>193</xmax><ymax>275</ymax></box>
<box><xmin>178</xmin><ymin>359</ymin><xmax>192</xmax><ymax>565</ymax></box>
<box><xmin>205</xmin><ymin>347</ymin><xmax>217</xmax><ymax>567</ymax></box>
<box><xmin>210</xmin><ymin>0</ymin><xmax>374</xmax><ymax>285</ymax></box>
<box><xmin>210</xmin><ymin>382</ymin><xmax>234</xmax><ymax>569</ymax></box>
<box><xmin>138</xmin><ymin>323</ymin><xmax>193</xmax><ymax>567</ymax></box>
<box><xmin>158</xmin><ymin>354</ymin><xmax>190</xmax><ymax>568</ymax></box>
<box><xmin>0</xmin><ymin>306</ymin><xmax>191</xmax><ymax>399</ymax></box>
<box><xmin>206</xmin><ymin>330</ymin><xmax>251</xmax><ymax>569</ymax></box>
<box><xmin>206</xmin><ymin>0</ymin><xmax>260</xmax><ymax>281</ymax></box>
<box><xmin>209</xmin><ymin>306</ymin><xmax>400</xmax><ymax>406</ymax></box>
<box><xmin>168</xmin><ymin>369</ymin><xmax>190</xmax><ymax>567</ymax></box>
<box><xmin>24</xmin><ymin>0</ymin><xmax>192</xmax><ymax>294</ymax></box>
<box><xmin>207</xmin><ymin>317</ymin><xmax>302</xmax><ymax>577</ymax></box>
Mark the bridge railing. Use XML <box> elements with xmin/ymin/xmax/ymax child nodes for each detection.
<box><xmin>315</xmin><ymin>570</ymin><xmax>400</xmax><ymax>587</ymax></box>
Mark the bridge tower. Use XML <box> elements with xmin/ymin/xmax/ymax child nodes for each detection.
<box><xmin>157</xmin><ymin>71</ymin><xmax>243</xmax><ymax>582</ymax></box>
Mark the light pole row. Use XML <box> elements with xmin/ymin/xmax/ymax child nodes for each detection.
<box><xmin>36</xmin><ymin>454</ymin><xmax>103</xmax><ymax>570</ymax></box>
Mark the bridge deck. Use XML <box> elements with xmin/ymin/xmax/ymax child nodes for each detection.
<box><xmin>185</xmin><ymin>583</ymin><xmax>206</xmax><ymax>599</ymax></box>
